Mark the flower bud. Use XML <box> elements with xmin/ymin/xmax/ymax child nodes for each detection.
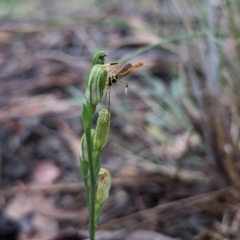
<box><xmin>93</xmin><ymin>109</ymin><xmax>111</xmax><ymax>151</ymax></box>
<box><xmin>92</xmin><ymin>51</ymin><xmax>107</xmax><ymax>65</ymax></box>
<box><xmin>96</xmin><ymin>168</ymin><xmax>112</xmax><ymax>204</ymax></box>
<box><xmin>85</xmin><ymin>64</ymin><xmax>107</xmax><ymax>106</ymax></box>
<box><xmin>80</xmin><ymin>130</ymin><xmax>95</xmax><ymax>162</ymax></box>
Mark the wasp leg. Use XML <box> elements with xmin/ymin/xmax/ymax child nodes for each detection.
<box><xmin>104</xmin><ymin>63</ymin><xmax>120</xmax><ymax>79</ymax></box>
<box><xmin>118</xmin><ymin>80</ymin><xmax>128</xmax><ymax>95</ymax></box>
<box><xmin>106</xmin><ymin>84</ymin><xmax>117</xmax><ymax>92</ymax></box>
<box><xmin>105</xmin><ymin>84</ymin><xmax>116</xmax><ymax>113</ymax></box>
<box><xmin>105</xmin><ymin>83</ymin><xmax>116</xmax><ymax>104</ymax></box>
<box><xmin>125</xmin><ymin>83</ymin><xmax>128</xmax><ymax>95</ymax></box>
<box><xmin>109</xmin><ymin>62</ymin><xmax>122</xmax><ymax>75</ymax></box>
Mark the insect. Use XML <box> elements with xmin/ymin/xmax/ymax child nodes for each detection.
<box><xmin>106</xmin><ymin>62</ymin><xmax>144</xmax><ymax>95</ymax></box>
<box><xmin>105</xmin><ymin>62</ymin><xmax>143</xmax><ymax>112</ymax></box>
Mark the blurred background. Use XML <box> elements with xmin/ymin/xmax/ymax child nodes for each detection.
<box><xmin>1</xmin><ymin>0</ymin><xmax>240</xmax><ymax>239</ymax></box>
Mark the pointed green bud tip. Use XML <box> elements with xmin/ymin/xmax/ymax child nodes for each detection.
<box><xmin>96</xmin><ymin>168</ymin><xmax>112</xmax><ymax>204</ymax></box>
<box><xmin>93</xmin><ymin>109</ymin><xmax>111</xmax><ymax>151</ymax></box>
<box><xmin>85</xmin><ymin>64</ymin><xmax>107</xmax><ymax>106</ymax></box>
<box><xmin>93</xmin><ymin>51</ymin><xmax>107</xmax><ymax>65</ymax></box>
<box><xmin>80</xmin><ymin>130</ymin><xmax>95</xmax><ymax>162</ymax></box>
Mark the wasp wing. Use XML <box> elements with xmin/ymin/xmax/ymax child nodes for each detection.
<box><xmin>117</xmin><ymin>62</ymin><xmax>144</xmax><ymax>79</ymax></box>
<box><xmin>117</xmin><ymin>63</ymin><xmax>133</xmax><ymax>78</ymax></box>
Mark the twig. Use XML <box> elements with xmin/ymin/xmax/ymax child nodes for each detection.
<box><xmin>0</xmin><ymin>182</ymin><xmax>84</xmax><ymax>198</ymax></box>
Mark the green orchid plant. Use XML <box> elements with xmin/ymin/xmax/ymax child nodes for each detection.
<box><xmin>80</xmin><ymin>51</ymin><xmax>112</xmax><ymax>240</ymax></box>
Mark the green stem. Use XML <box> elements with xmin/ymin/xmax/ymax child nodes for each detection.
<box><xmin>85</xmin><ymin>127</ymin><xmax>96</xmax><ymax>240</ymax></box>
<box><xmin>83</xmin><ymin>176</ymin><xmax>90</xmax><ymax>210</ymax></box>
<box><xmin>81</xmin><ymin>102</ymin><xmax>97</xmax><ymax>239</ymax></box>
<box><xmin>93</xmin><ymin>151</ymin><xmax>102</xmax><ymax>177</ymax></box>
<box><xmin>80</xmin><ymin>159</ymin><xmax>90</xmax><ymax>210</ymax></box>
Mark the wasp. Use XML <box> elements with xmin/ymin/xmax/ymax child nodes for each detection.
<box><xmin>104</xmin><ymin>62</ymin><xmax>143</xmax><ymax>112</ymax></box>
<box><xmin>106</xmin><ymin>62</ymin><xmax>144</xmax><ymax>95</ymax></box>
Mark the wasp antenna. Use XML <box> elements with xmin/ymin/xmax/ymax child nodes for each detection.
<box><xmin>103</xmin><ymin>62</ymin><xmax>120</xmax><ymax>67</ymax></box>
